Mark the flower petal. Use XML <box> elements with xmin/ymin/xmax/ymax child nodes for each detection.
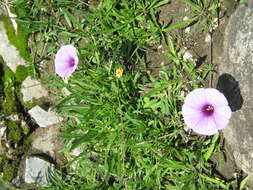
<box><xmin>215</xmin><ymin>105</ymin><xmax>232</xmax><ymax>119</ymax></box>
<box><xmin>183</xmin><ymin>113</ymin><xmax>203</xmax><ymax>130</ymax></box>
<box><xmin>55</xmin><ymin>46</ymin><xmax>77</xmax><ymax>64</ymax></box>
<box><xmin>193</xmin><ymin>117</ymin><xmax>218</xmax><ymax>136</ymax></box>
<box><xmin>204</xmin><ymin>88</ymin><xmax>229</xmax><ymax>107</ymax></box>
<box><xmin>182</xmin><ymin>88</ymin><xmax>231</xmax><ymax>136</ymax></box>
<box><xmin>60</xmin><ymin>64</ymin><xmax>78</xmax><ymax>79</ymax></box>
<box><xmin>65</xmin><ymin>45</ymin><xmax>78</xmax><ymax>58</ymax></box>
<box><xmin>55</xmin><ymin>45</ymin><xmax>79</xmax><ymax>79</ymax></box>
<box><xmin>184</xmin><ymin>88</ymin><xmax>207</xmax><ymax>109</ymax></box>
<box><xmin>213</xmin><ymin>105</ymin><xmax>232</xmax><ymax>130</ymax></box>
<box><xmin>182</xmin><ymin>103</ymin><xmax>202</xmax><ymax>117</ymax></box>
<box><xmin>58</xmin><ymin>45</ymin><xmax>77</xmax><ymax>59</ymax></box>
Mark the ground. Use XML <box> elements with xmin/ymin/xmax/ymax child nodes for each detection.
<box><xmin>0</xmin><ymin>0</ymin><xmax>251</xmax><ymax>189</ymax></box>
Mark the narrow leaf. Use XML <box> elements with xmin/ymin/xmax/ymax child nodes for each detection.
<box><xmin>240</xmin><ymin>176</ymin><xmax>250</xmax><ymax>190</ymax></box>
<box><xmin>71</xmin><ymin>130</ymin><xmax>98</xmax><ymax>150</ymax></box>
<box><xmin>162</xmin><ymin>18</ymin><xmax>196</xmax><ymax>31</ymax></box>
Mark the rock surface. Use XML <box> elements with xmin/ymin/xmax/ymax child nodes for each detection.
<box><xmin>0</xmin><ymin>122</ymin><xmax>6</xmax><ymax>155</ymax></box>
<box><xmin>28</xmin><ymin>106</ymin><xmax>66</xmax><ymax>165</ymax></box>
<box><xmin>0</xmin><ymin>5</ymin><xmax>7</xmax><ymax>15</ymax></box>
<box><xmin>21</xmin><ymin>76</ymin><xmax>48</xmax><ymax>102</ymax></box>
<box><xmin>0</xmin><ymin>122</ymin><xmax>6</xmax><ymax>137</ymax></box>
<box><xmin>219</xmin><ymin>1</ymin><xmax>253</xmax><ymax>183</ymax></box>
<box><xmin>0</xmin><ymin>14</ymin><xmax>63</xmax><ymax>187</ymax></box>
<box><xmin>24</xmin><ymin>156</ymin><xmax>53</xmax><ymax>185</ymax></box>
<box><xmin>28</xmin><ymin>106</ymin><xmax>61</xmax><ymax>128</ymax></box>
<box><xmin>182</xmin><ymin>48</ymin><xmax>194</xmax><ymax>61</ymax></box>
<box><xmin>31</xmin><ymin>125</ymin><xmax>66</xmax><ymax>166</ymax></box>
<box><xmin>0</xmin><ymin>21</ymin><xmax>26</xmax><ymax>72</ymax></box>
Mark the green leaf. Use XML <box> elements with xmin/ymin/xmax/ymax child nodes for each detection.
<box><xmin>180</xmin><ymin>0</ymin><xmax>201</xmax><ymax>12</ymax></box>
<box><xmin>60</xmin><ymin>8</ymin><xmax>73</xmax><ymax>28</ymax></box>
<box><xmin>162</xmin><ymin>18</ymin><xmax>196</xmax><ymax>31</ymax></box>
<box><xmin>204</xmin><ymin>133</ymin><xmax>219</xmax><ymax>161</ymax></box>
<box><xmin>240</xmin><ymin>176</ymin><xmax>250</xmax><ymax>190</ymax></box>
<box><xmin>199</xmin><ymin>174</ymin><xmax>227</xmax><ymax>189</ymax></box>
<box><xmin>71</xmin><ymin>130</ymin><xmax>98</xmax><ymax>150</ymax></box>
<box><xmin>143</xmin><ymin>84</ymin><xmax>170</xmax><ymax>98</ymax></box>
<box><xmin>165</xmin><ymin>185</ymin><xmax>181</xmax><ymax>190</ymax></box>
<box><xmin>148</xmin><ymin>0</ymin><xmax>170</xmax><ymax>9</ymax></box>
<box><xmin>58</xmin><ymin>31</ymin><xmax>78</xmax><ymax>37</ymax></box>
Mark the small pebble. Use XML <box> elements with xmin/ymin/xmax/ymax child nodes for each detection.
<box><xmin>183</xmin><ymin>50</ymin><xmax>193</xmax><ymax>61</ymax></box>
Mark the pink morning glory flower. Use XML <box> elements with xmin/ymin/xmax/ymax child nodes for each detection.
<box><xmin>55</xmin><ymin>45</ymin><xmax>79</xmax><ymax>79</ymax></box>
<box><xmin>182</xmin><ymin>88</ymin><xmax>232</xmax><ymax>136</ymax></box>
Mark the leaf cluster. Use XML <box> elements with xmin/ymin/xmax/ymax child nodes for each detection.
<box><xmin>45</xmin><ymin>41</ymin><xmax>231</xmax><ymax>189</ymax></box>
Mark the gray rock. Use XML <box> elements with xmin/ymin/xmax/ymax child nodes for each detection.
<box><xmin>182</xmin><ymin>48</ymin><xmax>194</xmax><ymax>61</ymax></box>
<box><xmin>28</xmin><ymin>106</ymin><xmax>62</xmax><ymax>128</ymax></box>
<box><xmin>21</xmin><ymin>76</ymin><xmax>48</xmax><ymax>102</ymax></box>
<box><xmin>31</xmin><ymin>125</ymin><xmax>66</xmax><ymax>166</ymax></box>
<box><xmin>6</xmin><ymin>114</ymin><xmax>19</xmax><ymax>121</ymax></box>
<box><xmin>0</xmin><ymin>121</ymin><xmax>6</xmax><ymax>137</ymax></box>
<box><xmin>0</xmin><ymin>3</ymin><xmax>7</xmax><ymax>16</ymax></box>
<box><xmin>219</xmin><ymin>1</ymin><xmax>253</xmax><ymax>182</ymax></box>
<box><xmin>0</xmin><ymin>21</ymin><xmax>26</xmax><ymax>72</ymax></box>
<box><xmin>24</xmin><ymin>156</ymin><xmax>53</xmax><ymax>186</ymax></box>
<box><xmin>0</xmin><ymin>121</ymin><xmax>6</xmax><ymax>155</ymax></box>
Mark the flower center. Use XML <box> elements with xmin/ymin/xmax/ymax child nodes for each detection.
<box><xmin>202</xmin><ymin>104</ymin><xmax>214</xmax><ymax>116</ymax></box>
<box><xmin>68</xmin><ymin>57</ymin><xmax>75</xmax><ymax>67</ymax></box>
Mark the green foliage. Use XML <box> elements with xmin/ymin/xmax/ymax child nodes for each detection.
<box><xmin>180</xmin><ymin>0</ymin><xmax>220</xmax><ymax>33</ymax></box>
<box><xmin>11</xmin><ymin>0</ymin><xmax>192</xmax><ymax>69</ymax></box>
<box><xmin>0</xmin><ymin>58</ymin><xmax>32</xmax><ymax>114</ymax></box>
<box><xmin>15</xmin><ymin>65</ymin><xmax>30</xmax><ymax>84</ymax></box>
<box><xmin>238</xmin><ymin>0</ymin><xmax>246</xmax><ymax>3</ymax></box>
<box><xmin>2</xmin><ymin>160</ymin><xmax>18</xmax><ymax>182</ymax></box>
<box><xmin>240</xmin><ymin>176</ymin><xmax>250</xmax><ymax>190</ymax></box>
<box><xmin>10</xmin><ymin>0</ymin><xmax>240</xmax><ymax>189</ymax></box>
<box><xmin>2</xmin><ymin>64</ymin><xmax>16</xmax><ymax>115</ymax></box>
<box><xmin>0</xmin><ymin>178</ymin><xmax>19</xmax><ymax>190</ymax></box>
<box><xmin>22</xmin><ymin>123</ymin><xmax>30</xmax><ymax>136</ymax></box>
<box><xmin>0</xmin><ymin>155</ymin><xmax>6</xmax><ymax>173</ymax></box>
<box><xmin>6</xmin><ymin>120</ymin><xmax>23</xmax><ymax>143</ymax></box>
<box><xmin>79</xmin><ymin>0</ymin><xmax>169</xmax><ymax>65</ymax></box>
<box><xmin>44</xmin><ymin>39</ymin><xmax>230</xmax><ymax>189</ymax></box>
<box><xmin>0</xmin><ymin>57</ymin><xmax>4</xmax><ymax>110</ymax></box>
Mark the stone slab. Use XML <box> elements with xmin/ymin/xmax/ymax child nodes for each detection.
<box><xmin>219</xmin><ymin>1</ymin><xmax>253</xmax><ymax>182</ymax></box>
<box><xmin>24</xmin><ymin>156</ymin><xmax>53</xmax><ymax>185</ymax></box>
<box><xmin>28</xmin><ymin>106</ymin><xmax>62</xmax><ymax>128</ymax></box>
<box><xmin>0</xmin><ymin>22</ymin><xmax>25</xmax><ymax>72</ymax></box>
<box><xmin>21</xmin><ymin>76</ymin><xmax>48</xmax><ymax>102</ymax></box>
<box><xmin>31</xmin><ymin>125</ymin><xmax>67</xmax><ymax>166</ymax></box>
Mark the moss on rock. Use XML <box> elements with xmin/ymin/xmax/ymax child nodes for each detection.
<box><xmin>0</xmin><ymin>57</ymin><xmax>4</xmax><ymax>109</ymax></box>
<box><xmin>22</xmin><ymin>123</ymin><xmax>30</xmax><ymax>136</ymax></box>
<box><xmin>0</xmin><ymin>14</ymin><xmax>40</xmax><ymax>185</ymax></box>
<box><xmin>23</xmin><ymin>135</ymin><xmax>33</xmax><ymax>154</ymax></box>
<box><xmin>2</xmin><ymin>64</ymin><xmax>17</xmax><ymax>115</ymax></box>
<box><xmin>0</xmin><ymin>17</ymin><xmax>31</xmax><ymax>62</ymax></box>
<box><xmin>25</xmin><ymin>97</ymin><xmax>48</xmax><ymax>110</ymax></box>
<box><xmin>2</xmin><ymin>98</ymin><xmax>16</xmax><ymax>115</ymax></box>
<box><xmin>0</xmin><ymin>155</ymin><xmax>6</xmax><ymax>173</ymax></box>
<box><xmin>0</xmin><ymin>57</ymin><xmax>33</xmax><ymax>115</ymax></box>
<box><xmin>15</xmin><ymin>65</ymin><xmax>29</xmax><ymax>84</ymax></box>
<box><xmin>6</xmin><ymin>120</ymin><xmax>23</xmax><ymax>143</ymax></box>
<box><xmin>2</xmin><ymin>160</ymin><xmax>18</xmax><ymax>182</ymax></box>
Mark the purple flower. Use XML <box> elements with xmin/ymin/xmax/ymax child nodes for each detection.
<box><xmin>55</xmin><ymin>45</ymin><xmax>79</xmax><ymax>79</ymax></box>
<box><xmin>182</xmin><ymin>88</ymin><xmax>232</xmax><ymax>136</ymax></box>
